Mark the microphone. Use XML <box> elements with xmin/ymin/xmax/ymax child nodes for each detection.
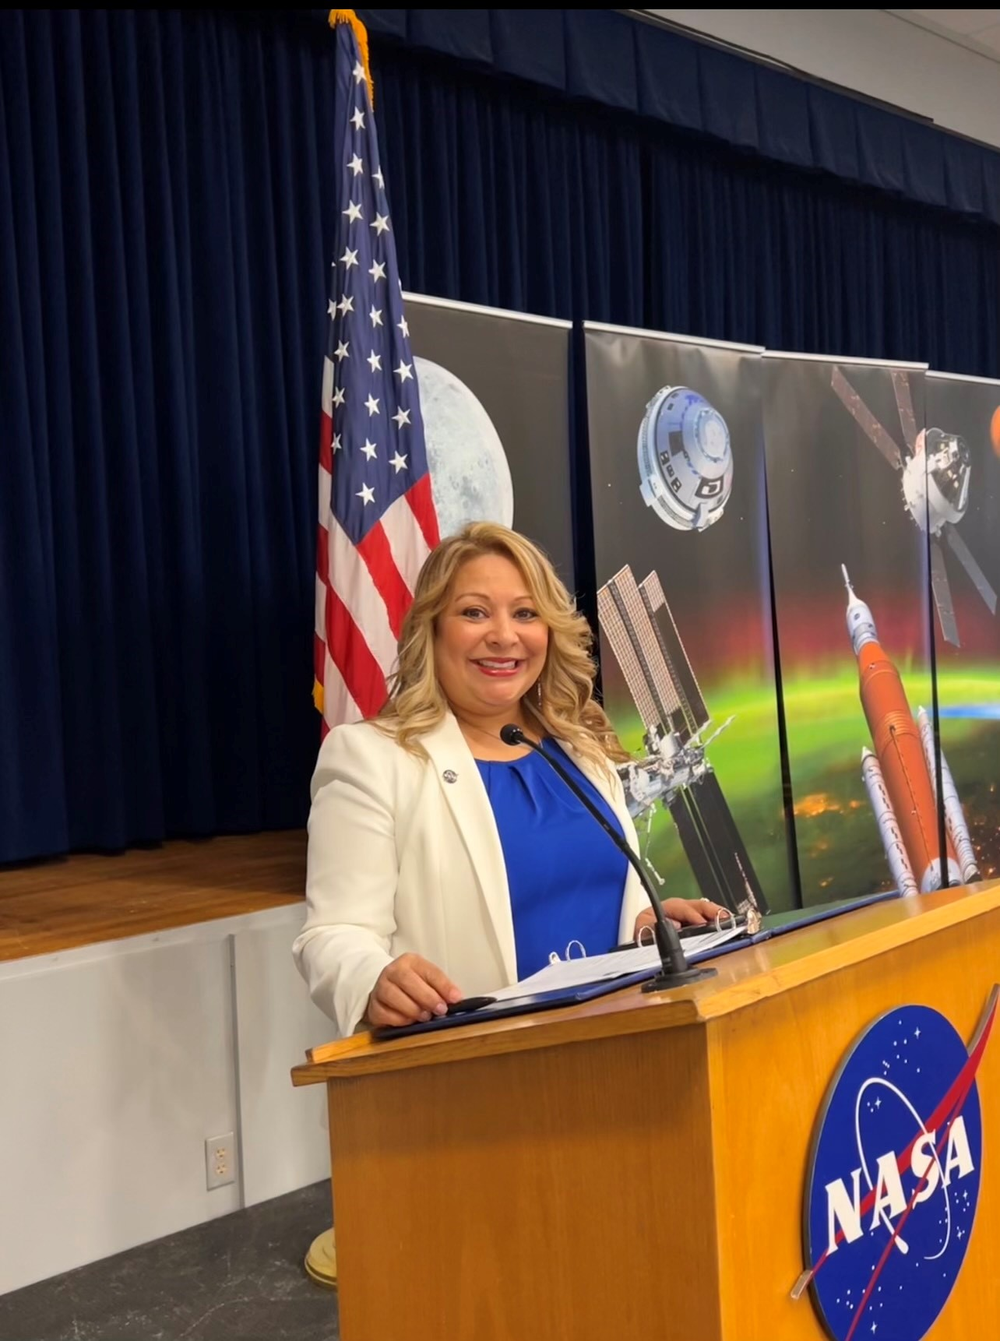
<box><xmin>499</xmin><ymin>724</ymin><xmax>716</xmax><ymax>991</ymax></box>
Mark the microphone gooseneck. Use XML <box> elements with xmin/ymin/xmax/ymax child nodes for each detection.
<box><xmin>499</xmin><ymin>724</ymin><xmax>716</xmax><ymax>991</ymax></box>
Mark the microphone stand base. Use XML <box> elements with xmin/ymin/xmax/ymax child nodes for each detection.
<box><xmin>641</xmin><ymin>964</ymin><xmax>717</xmax><ymax>993</ymax></box>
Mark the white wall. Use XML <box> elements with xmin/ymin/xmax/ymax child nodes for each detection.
<box><xmin>642</xmin><ymin>9</ymin><xmax>1000</xmax><ymax>151</ymax></box>
<box><xmin>233</xmin><ymin>919</ymin><xmax>332</xmax><ymax>1209</ymax></box>
<box><xmin>0</xmin><ymin>904</ymin><xmax>333</xmax><ymax>1295</ymax></box>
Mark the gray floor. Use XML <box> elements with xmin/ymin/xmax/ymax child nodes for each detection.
<box><xmin>0</xmin><ymin>1182</ymin><xmax>339</xmax><ymax>1341</ymax></box>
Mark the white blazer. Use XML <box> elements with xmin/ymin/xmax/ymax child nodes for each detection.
<box><xmin>293</xmin><ymin>711</ymin><xmax>647</xmax><ymax>1037</ymax></box>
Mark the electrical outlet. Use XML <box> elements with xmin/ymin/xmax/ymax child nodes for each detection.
<box><xmin>205</xmin><ymin>1132</ymin><xmax>236</xmax><ymax>1190</ymax></box>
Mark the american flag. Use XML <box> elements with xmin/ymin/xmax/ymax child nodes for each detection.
<box><xmin>314</xmin><ymin>15</ymin><xmax>439</xmax><ymax>731</ymax></box>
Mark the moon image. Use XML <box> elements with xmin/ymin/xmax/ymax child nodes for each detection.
<box><xmin>414</xmin><ymin>356</ymin><xmax>514</xmax><ymax>538</ymax></box>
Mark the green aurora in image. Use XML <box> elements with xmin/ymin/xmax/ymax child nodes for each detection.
<box><xmin>606</xmin><ymin>674</ymin><xmax>791</xmax><ymax>911</ymax></box>
<box><xmin>608</xmin><ymin>666</ymin><xmax>1000</xmax><ymax>912</ymax></box>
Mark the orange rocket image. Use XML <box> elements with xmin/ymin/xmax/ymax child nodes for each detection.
<box><xmin>842</xmin><ymin>566</ymin><xmax>979</xmax><ymax>895</ymax></box>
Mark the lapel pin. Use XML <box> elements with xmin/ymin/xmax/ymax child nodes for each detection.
<box><xmin>443</xmin><ymin>769</ymin><xmax>458</xmax><ymax>784</ymax></box>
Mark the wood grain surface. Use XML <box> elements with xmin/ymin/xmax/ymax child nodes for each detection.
<box><xmin>329</xmin><ymin>1023</ymin><xmax>725</xmax><ymax>1341</ymax></box>
<box><xmin>295</xmin><ymin>880</ymin><xmax>1000</xmax><ymax>1082</ymax></box>
<box><xmin>0</xmin><ymin>831</ymin><xmax>306</xmax><ymax>961</ymax></box>
<box><xmin>299</xmin><ymin>884</ymin><xmax>1000</xmax><ymax>1341</ymax></box>
<box><xmin>708</xmin><ymin>905</ymin><xmax>1000</xmax><ymax>1341</ymax></box>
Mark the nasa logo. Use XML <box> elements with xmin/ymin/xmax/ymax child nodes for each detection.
<box><xmin>797</xmin><ymin>995</ymin><xmax>996</xmax><ymax>1341</ymax></box>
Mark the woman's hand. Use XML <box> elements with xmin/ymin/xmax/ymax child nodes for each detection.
<box><xmin>633</xmin><ymin>897</ymin><xmax>728</xmax><ymax>939</ymax></box>
<box><xmin>366</xmin><ymin>953</ymin><xmax>464</xmax><ymax>1028</ymax></box>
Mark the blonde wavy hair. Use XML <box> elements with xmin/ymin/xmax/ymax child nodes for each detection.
<box><xmin>377</xmin><ymin>523</ymin><xmax>629</xmax><ymax>770</ymax></box>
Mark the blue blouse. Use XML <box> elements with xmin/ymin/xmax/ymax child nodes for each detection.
<box><xmin>475</xmin><ymin>743</ymin><xmax>628</xmax><ymax>979</ymax></box>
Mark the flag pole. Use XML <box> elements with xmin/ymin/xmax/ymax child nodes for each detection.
<box><xmin>307</xmin><ymin>8</ymin><xmax>371</xmax><ymax>1293</ymax></box>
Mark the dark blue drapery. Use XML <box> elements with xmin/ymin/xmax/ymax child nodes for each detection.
<box><xmin>360</xmin><ymin>7</ymin><xmax>1000</xmax><ymax>227</ymax></box>
<box><xmin>0</xmin><ymin>9</ymin><xmax>336</xmax><ymax>860</ymax></box>
<box><xmin>1</xmin><ymin>8</ymin><xmax>998</xmax><ymax>863</ymax></box>
<box><xmin>373</xmin><ymin>39</ymin><xmax>999</xmax><ymax>373</ymax></box>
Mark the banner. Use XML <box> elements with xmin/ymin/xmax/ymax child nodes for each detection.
<box><xmin>764</xmin><ymin>354</ymin><xmax>943</xmax><ymax>904</ymax></box>
<box><xmin>584</xmin><ymin>324</ymin><xmax>789</xmax><ymax>915</ymax></box>
<box><xmin>925</xmin><ymin>371</ymin><xmax>1000</xmax><ymax>885</ymax></box>
<box><xmin>404</xmin><ymin>294</ymin><xmax>574</xmax><ymax>585</ymax></box>
<box><xmin>398</xmin><ymin>300</ymin><xmax>998</xmax><ymax>908</ymax></box>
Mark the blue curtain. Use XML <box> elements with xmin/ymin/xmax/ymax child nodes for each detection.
<box><xmin>374</xmin><ymin>42</ymin><xmax>1000</xmax><ymax>374</ymax></box>
<box><xmin>360</xmin><ymin>8</ymin><xmax>1000</xmax><ymax>228</ymax></box>
<box><xmin>0</xmin><ymin>9</ymin><xmax>338</xmax><ymax>861</ymax></box>
<box><xmin>2</xmin><ymin>10</ymin><xmax>998</xmax><ymax>863</ymax></box>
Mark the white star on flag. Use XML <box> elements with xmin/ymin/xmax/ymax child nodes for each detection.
<box><xmin>369</xmin><ymin>260</ymin><xmax>386</xmax><ymax>282</ymax></box>
<box><xmin>390</xmin><ymin>452</ymin><xmax>408</xmax><ymax>473</ymax></box>
<box><xmin>367</xmin><ymin>351</ymin><xmax>382</xmax><ymax>372</ymax></box>
<box><xmin>395</xmin><ymin>360</ymin><xmax>412</xmax><ymax>382</ymax></box>
<box><xmin>348</xmin><ymin>154</ymin><xmax>363</xmax><ymax>177</ymax></box>
<box><xmin>361</xmin><ymin>439</ymin><xmax>378</xmax><ymax>460</ymax></box>
<box><xmin>373</xmin><ymin>167</ymin><xmax>385</xmax><ymax>190</ymax></box>
<box><xmin>334</xmin><ymin>340</ymin><xmax>349</xmax><ymax>362</ymax></box>
<box><xmin>350</xmin><ymin>107</ymin><xmax>365</xmax><ymax>131</ymax></box>
<box><xmin>332</xmin><ymin>434</ymin><xmax>342</xmax><ymax>453</ymax></box>
<box><xmin>332</xmin><ymin>387</ymin><xmax>345</xmax><ymax>407</ymax></box>
<box><xmin>343</xmin><ymin>201</ymin><xmax>362</xmax><ymax>222</ymax></box>
<box><xmin>397</xmin><ymin>315</ymin><xmax>409</xmax><ymax>338</ymax></box>
<box><xmin>356</xmin><ymin>483</ymin><xmax>375</xmax><ymax>505</ymax></box>
<box><xmin>392</xmin><ymin>407</ymin><xmax>411</xmax><ymax>429</ymax></box>
<box><xmin>341</xmin><ymin>247</ymin><xmax>359</xmax><ymax>269</ymax></box>
<box><xmin>327</xmin><ymin>298</ymin><xmax>335</xmax><ymax>317</ymax></box>
<box><xmin>365</xmin><ymin>393</ymin><xmax>380</xmax><ymax>416</ymax></box>
<box><xmin>370</xmin><ymin>305</ymin><xmax>383</xmax><ymax>327</ymax></box>
<box><xmin>371</xmin><ymin>213</ymin><xmax>390</xmax><ymax>236</ymax></box>
<box><xmin>352</xmin><ymin>61</ymin><xmax>366</xmax><ymax>85</ymax></box>
<box><xmin>336</xmin><ymin>294</ymin><xmax>354</xmax><ymax>316</ymax></box>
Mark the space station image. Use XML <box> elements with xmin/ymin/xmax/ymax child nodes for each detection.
<box><xmin>637</xmin><ymin>386</ymin><xmax>734</xmax><ymax>532</ymax></box>
<box><xmin>597</xmin><ymin>563</ymin><xmax>769</xmax><ymax>918</ymax></box>
<box><xmin>842</xmin><ymin>566</ymin><xmax>980</xmax><ymax>896</ymax></box>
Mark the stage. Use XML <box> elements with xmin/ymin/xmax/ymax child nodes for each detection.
<box><xmin>0</xmin><ymin>831</ymin><xmax>332</xmax><ymax>1296</ymax></box>
<box><xmin>0</xmin><ymin>832</ymin><xmax>306</xmax><ymax>962</ymax></box>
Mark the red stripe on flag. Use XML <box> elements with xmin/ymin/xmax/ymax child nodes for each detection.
<box><xmin>316</xmin><ymin>523</ymin><xmax>329</xmax><ymax>592</ymax></box>
<box><xmin>406</xmin><ymin>473</ymin><xmax>440</xmax><ymax>550</ymax></box>
<box><xmin>326</xmin><ymin>586</ymin><xmax>388</xmax><ymax>720</ymax></box>
<box><xmin>357</xmin><ymin>523</ymin><xmax>412</xmax><ymax>640</ymax></box>
<box><xmin>319</xmin><ymin>410</ymin><xmax>333</xmax><ymax>474</ymax></box>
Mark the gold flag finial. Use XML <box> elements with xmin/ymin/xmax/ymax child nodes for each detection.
<box><xmin>328</xmin><ymin>10</ymin><xmax>373</xmax><ymax>102</ymax></box>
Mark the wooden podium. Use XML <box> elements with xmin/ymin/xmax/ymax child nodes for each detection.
<box><xmin>292</xmin><ymin>883</ymin><xmax>1000</xmax><ymax>1341</ymax></box>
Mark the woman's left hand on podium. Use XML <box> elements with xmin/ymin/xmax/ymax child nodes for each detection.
<box><xmin>634</xmin><ymin>898</ymin><xmax>727</xmax><ymax>938</ymax></box>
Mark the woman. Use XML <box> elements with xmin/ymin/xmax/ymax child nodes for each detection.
<box><xmin>294</xmin><ymin>522</ymin><xmax>724</xmax><ymax>1035</ymax></box>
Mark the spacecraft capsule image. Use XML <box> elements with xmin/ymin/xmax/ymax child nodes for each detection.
<box><xmin>637</xmin><ymin>386</ymin><xmax>733</xmax><ymax>532</ymax></box>
<box><xmin>903</xmin><ymin>428</ymin><xmax>971</xmax><ymax>535</ymax></box>
<box><xmin>842</xmin><ymin>567</ymin><xmax>965</xmax><ymax>894</ymax></box>
<box><xmin>830</xmin><ymin>364</ymin><xmax>996</xmax><ymax>645</ymax></box>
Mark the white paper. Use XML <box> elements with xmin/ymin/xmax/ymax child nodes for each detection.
<box><xmin>489</xmin><ymin>926</ymin><xmax>741</xmax><ymax>1002</ymax></box>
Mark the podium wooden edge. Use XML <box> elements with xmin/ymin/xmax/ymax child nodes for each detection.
<box><xmin>292</xmin><ymin>881</ymin><xmax>1000</xmax><ymax>1087</ymax></box>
